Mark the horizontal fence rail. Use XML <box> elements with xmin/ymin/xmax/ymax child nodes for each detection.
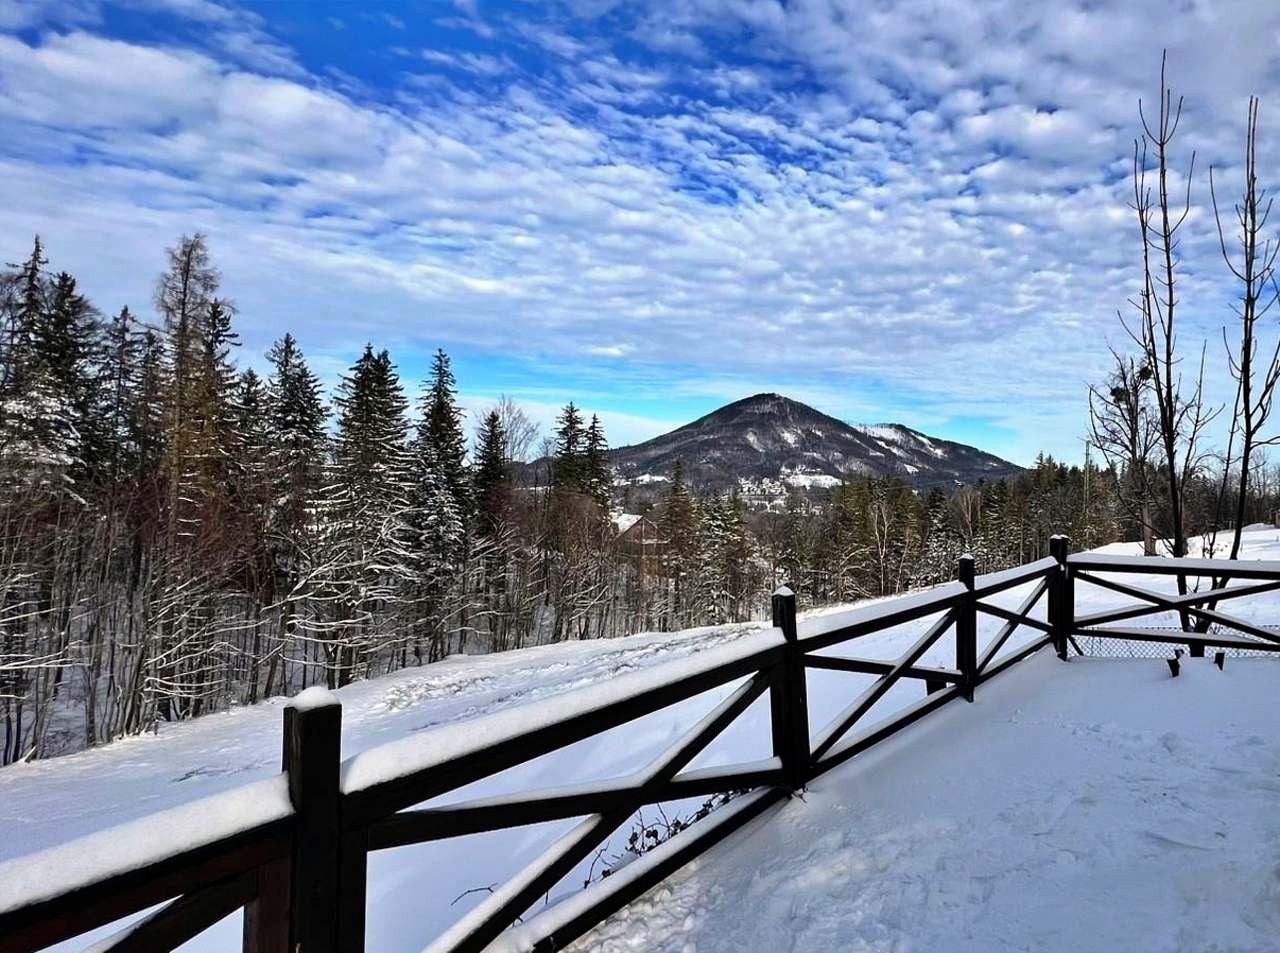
<box><xmin>5</xmin><ymin>535</ymin><xmax>1280</xmax><ymax>952</ymax></box>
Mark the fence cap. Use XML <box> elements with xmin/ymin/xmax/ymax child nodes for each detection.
<box><xmin>773</xmin><ymin>585</ymin><xmax>794</xmax><ymax>598</ymax></box>
<box><xmin>289</xmin><ymin>685</ymin><xmax>339</xmax><ymax>712</ymax></box>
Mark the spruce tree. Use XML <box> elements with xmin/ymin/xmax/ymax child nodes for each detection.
<box><xmin>473</xmin><ymin>409</ymin><xmax>510</xmax><ymax>537</ymax></box>
<box><xmin>264</xmin><ymin>333</ymin><xmax>328</xmax><ymax>546</ymax></box>
<box><xmin>317</xmin><ymin>346</ymin><xmax>415</xmax><ymax>685</ymax></box>
<box><xmin>98</xmin><ymin>306</ymin><xmax>144</xmax><ymax>486</ymax></box>
<box><xmin>551</xmin><ymin>402</ymin><xmax>586</xmax><ymax>491</ymax></box>
<box><xmin>659</xmin><ymin>461</ymin><xmax>699</xmax><ymax>622</ymax></box>
<box><xmin>583</xmin><ymin>414</ymin><xmax>611</xmax><ymax>508</ymax></box>
<box><xmin>421</xmin><ymin>349</ymin><xmax>470</xmax><ymax>517</ymax></box>
<box><xmin>1</xmin><ymin>236</ymin><xmax>45</xmax><ymax>400</ymax></box>
<box><xmin>189</xmin><ymin>297</ymin><xmax>240</xmax><ymax>504</ymax></box>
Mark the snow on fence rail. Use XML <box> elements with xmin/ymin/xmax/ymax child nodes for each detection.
<box><xmin>5</xmin><ymin>536</ymin><xmax>1280</xmax><ymax>953</ymax></box>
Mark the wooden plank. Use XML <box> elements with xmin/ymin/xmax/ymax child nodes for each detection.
<box><xmin>524</xmin><ymin>788</ymin><xmax>788</xmax><ymax>952</ymax></box>
<box><xmin>343</xmin><ymin>643</ymin><xmax>785</xmax><ymax>824</ymax></box>
<box><xmin>0</xmin><ymin>819</ymin><xmax>292</xmax><ymax>953</ymax></box>
<box><xmin>975</xmin><ymin>602</ymin><xmax>1055</xmax><ymax>635</ymax></box>
<box><xmin>804</xmin><ymin>654</ymin><xmax>962</xmax><ymax>683</ymax></box>
<box><xmin>368</xmin><ymin>758</ymin><xmax>785</xmax><ymax>850</ymax></box>
<box><xmin>95</xmin><ymin>873</ymin><xmax>257</xmax><ymax>952</ymax></box>
<box><xmin>243</xmin><ymin>855</ymin><xmax>290</xmax><ymax>953</ymax></box>
<box><xmin>956</xmin><ymin>556</ymin><xmax>977</xmax><ymax>702</ymax></box>
<box><xmin>813</xmin><ymin>684</ymin><xmax>963</xmax><ymax>776</ymax></box>
<box><xmin>809</xmin><ymin>609</ymin><xmax>955</xmax><ymax>763</ymax></box>
<box><xmin>969</xmin><ymin>557</ymin><xmax>1057</xmax><ymax>599</ymax></box>
<box><xmin>1075</xmin><ymin>578</ymin><xmax>1280</xmax><ymax>628</ymax></box>
<box><xmin>1068</xmin><ymin>552</ymin><xmax>1280</xmax><ymax>579</ymax></box>
<box><xmin>286</xmin><ymin>700</ymin><xmax>342</xmax><ymax>953</ymax></box>
<box><xmin>795</xmin><ymin>584</ymin><xmax>965</xmax><ymax>653</ymax></box>
<box><xmin>421</xmin><ymin>672</ymin><xmax>771</xmax><ymax>952</ymax></box>
<box><xmin>1075</xmin><ymin>572</ymin><xmax>1280</xmax><ymax>645</ymax></box>
<box><xmin>770</xmin><ymin>589</ymin><xmax>810</xmax><ymax>789</ymax></box>
<box><xmin>977</xmin><ymin>635</ymin><xmax>1053</xmax><ymax>683</ymax></box>
<box><xmin>977</xmin><ymin>577</ymin><xmax>1048</xmax><ymax>673</ymax></box>
<box><xmin>815</xmin><ymin>632</ymin><xmax>1051</xmax><ymax>777</ymax></box>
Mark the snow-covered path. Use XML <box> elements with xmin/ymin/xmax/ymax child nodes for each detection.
<box><xmin>574</xmin><ymin>652</ymin><xmax>1280</xmax><ymax>953</ymax></box>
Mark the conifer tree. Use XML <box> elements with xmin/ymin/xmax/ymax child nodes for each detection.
<box><xmin>551</xmin><ymin>402</ymin><xmax>586</xmax><ymax>491</ymax></box>
<box><xmin>316</xmin><ymin>346</ymin><xmax>415</xmax><ymax>685</ymax></box>
<box><xmin>98</xmin><ymin>306</ymin><xmax>144</xmax><ymax>486</ymax></box>
<box><xmin>36</xmin><ymin>271</ymin><xmax>100</xmax><ymax>480</ymax></box>
<box><xmin>659</xmin><ymin>461</ymin><xmax>699</xmax><ymax>622</ymax></box>
<box><xmin>154</xmin><ymin>234</ymin><xmax>219</xmax><ymax>556</ymax></box>
<box><xmin>264</xmin><ymin>333</ymin><xmax>328</xmax><ymax>547</ymax></box>
<box><xmin>0</xmin><ymin>236</ymin><xmax>45</xmax><ymax>400</ymax></box>
<box><xmin>473</xmin><ymin>409</ymin><xmax>510</xmax><ymax>537</ymax></box>
<box><xmin>584</xmin><ymin>414</ymin><xmax>611</xmax><ymax>507</ymax></box>
<box><xmin>421</xmin><ymin>349</ymin><xmax>470</xmax><ymax>516</ymax></box>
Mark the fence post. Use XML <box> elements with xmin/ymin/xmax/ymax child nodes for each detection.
<box><xmin>956</xmin><ymin>555</ymin><xmax>977</xmax><ymax>702</ymax></box>
<box><xmin>769</xmin><ymin>586</ymin><xmax>810</xmax><ymax>789</ymax></box>
<box><xmin>284</xmin><ymin>694</ymin><xmax>343</xmax><ymax>953</ymax></box>
<box><xmin>1049</xmin><ymin>535</ymin><xmax>1072</xmax><ymax>660</ymax></box>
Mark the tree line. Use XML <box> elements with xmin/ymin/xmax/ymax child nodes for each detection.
<box><xmin>3</xmin><ymin>223</ymin><xmax>1278</xmax><ymax>763</ymax></box>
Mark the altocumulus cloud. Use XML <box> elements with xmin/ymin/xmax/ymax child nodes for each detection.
<box><xmin>1</xmin><ymin>0</ymin><xmax>1279</xmax><ymax>461</ymax></box>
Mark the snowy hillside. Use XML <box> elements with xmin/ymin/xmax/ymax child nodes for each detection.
<box><xmin>4</xmin><ymin>528</ymin><xmax>1280</xmax><ymax>952</ymax></box>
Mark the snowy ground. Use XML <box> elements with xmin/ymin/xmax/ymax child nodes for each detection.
<box><xmin>573</xmin><ymin>653</ymin><xmax>1280</xmax><ymax>953</ymax></box>
<box><xmin>4</xmin><ymin>527</ymin><xmax>1280</xmax><ymax>951</ymax></box>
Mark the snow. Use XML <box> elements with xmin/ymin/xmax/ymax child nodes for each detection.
<box><xmin>5</xmin><ymin>527</ymin><xmax>1280</xmax><ymax>952</ymax></box>
<box><xmin>572</xmin><ymin>654</ymin><xmax>1280</xmax><ymax>953</ymax></box>
<box><xmin>782</xmin><ymin>471</ymin><xmax>841</xmax><ymax>489</ymax></box>
<box><xmin>0</xmin><ymin>773</ymin><xmax>291</xmax><ymax>916</ymax></box>
<box><xmin>612</xmin><ymin>513</ymin><xmax>643</xmax><ymax>534</ymax></box>
<box><xmin>340</xmin><ymin>629</ymin><xmax>785</xmax><ymax>794</ymax></box>
<box><xmin>857</xmin><ymin>424</ymin><xmax>904</xmax><ymax>445</ymax></box>
<box><xmin>491</xmin><ymin>789</ymin><xmax>780</xmax><ymax>953</ymax></box>
<box><xmin>291</xmin><ymin>685</ymin><xmax>338</xmax><ymax>711</ymax></box>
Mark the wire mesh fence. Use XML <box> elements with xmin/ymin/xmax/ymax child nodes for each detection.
<box><xmin>1074</xmin><ymin>627</ymin><xmax>1280</xmax><ymax>659</ymax></box>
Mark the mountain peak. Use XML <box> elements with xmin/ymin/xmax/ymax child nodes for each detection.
<box><xmin>610</xmin><ymin>393</ymin><xmax>1019</xmax><ymax>499</ymax></box>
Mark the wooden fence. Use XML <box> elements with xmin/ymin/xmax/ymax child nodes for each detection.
<box><xmin>4</xmin><ymin>535</ymin><xmax>1280</xmax><ymax>953</ymax></box>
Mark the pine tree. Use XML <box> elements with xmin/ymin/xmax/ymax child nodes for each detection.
<box><xmin>97</xmin><ymin>306</ymin><xmax>144</xmax><ymax>486</ymax></box>
<box><xmin>583</xmin><ymin>414</ymin><xmax>611</xmax><ymax>508</ymax></box>
<box><xmin>917</xmin><ymin>486</ymin><xmax>958</xmax><ymax>585</ymax></box>
<box><xmin>0</xmin><ymin>236</ymin><xmax>45</xmax><ymax>400</ymax></box>
<box><xmin>133</xmin><ymin>329</ymin><xmax>167</xmax><ymax>482</ymax></box>
<box><xmin>659</xmin><ymin>461</ymin><xmax>699</xmax><ymax>623</ymax></box>
<box><xmin>421</xmin><ymin>349</ymin><xmax>470</xmax><ymax>517</ymax></box>
<box><xmin>264</xmin><ymin>333</ymin><xmax>328</xmax><ymax>548</ymax></box>
<box><xmin>473</xmin><ymin>409</ymin><xmax>510</xmax><ymax>537</ymax></box>
<box><xmin>0</xmin><ymin>243</ymin><xmax>85</xmax><ymax>498</ymax></box>
<box><xmin>315</xmin><ymin>346</ymin><xmax>415</xmax><ymax>686</ymax></box>
<box><xmin>36</xmin><ymin>271</ymin><xmax>100</xmax><ymax>481</ymax></box>
<box><xmin>188</xmin><ymin>297</ymin><xmax>240</xmax><ymax>508</ymax></box>
<box><xmin>551</xmin><ymin>402</ymin><xmax>586</xmax><ymax>491</ymax></box>
<box><xmin>234</xmin><ymin>369</ymin><xmax>271</xmax><ymax>498</ymax></box>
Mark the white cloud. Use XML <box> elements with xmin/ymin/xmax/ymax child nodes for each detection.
<box><xmin>2</xmin><ymin>1</ymin><xmax>1279</xmax><ymax>462</ymax></box>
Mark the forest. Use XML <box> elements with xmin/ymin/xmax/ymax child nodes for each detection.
<box><xmin>0</xmin><ymin>223</ymin><xmax>1276</xmax><ymax>763</ymax></box>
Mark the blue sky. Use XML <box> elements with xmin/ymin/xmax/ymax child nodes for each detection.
<box><xmin>2</xmin><ymin>0</ymin><xmax>1279</xmax><ymax>464</ymax></box>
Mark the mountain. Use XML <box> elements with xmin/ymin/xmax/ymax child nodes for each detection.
<box><xmin>609</xmin><ymin>393</ymin><xmax>1021</xmax><ymax>498</ymax></box>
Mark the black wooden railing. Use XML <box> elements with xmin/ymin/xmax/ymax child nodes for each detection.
<box><xmin>4</xmin><ymin>535</ymin><xmax>1279</xmax><ymax>953</ymax></box>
